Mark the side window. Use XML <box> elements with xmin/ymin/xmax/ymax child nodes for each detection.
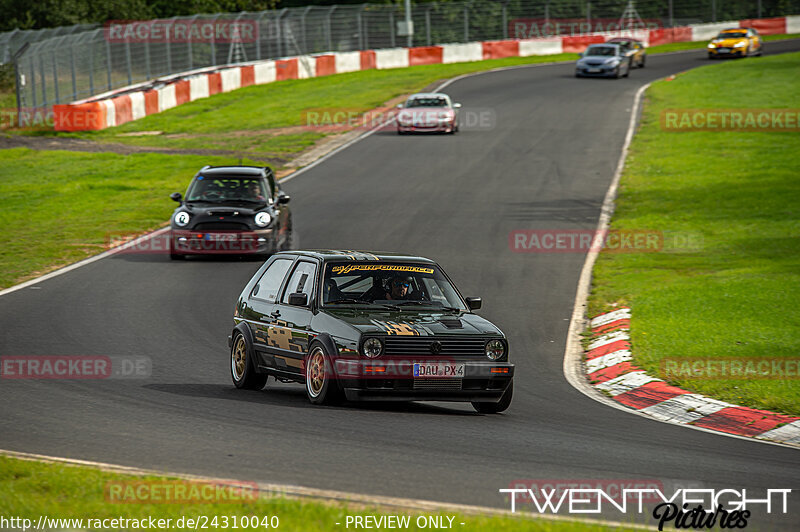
<box><xmin>281</xmin><ymin>261</ymin><xmax>317</xmax><ymax>304</ymax></box>
<box><xmin>252</xmin><ymin>258</ymin><xmax>293</xmax><ymax>302</ymax></box>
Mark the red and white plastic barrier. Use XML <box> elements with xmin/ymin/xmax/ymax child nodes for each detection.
<box><xmin>53</xmin><ymin>15</ymin><xmax>797</xmax><ymax>131</ymax></box>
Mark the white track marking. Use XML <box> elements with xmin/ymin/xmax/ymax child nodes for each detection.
<box><xmin>640</xmin><ymin>394</ymin><xmax>734</xmax><ymax>424</ymax></box>
<box><xmin>587</xmin><ymin>330</ymin><xmax>630</xmax><ymax>351</ymax></box>
<box><xmin>595</xmin><ymin>371</ymin><xmax>661</xmax><ymax>396</ymax></box>
<box><xmin>586</xmin><ymin>350</ymin><xmax>632</xmax><ymax>374</ymax></box>
<box><xmin>757</xmin><ymin>421</ymin><xmax>800</xmax><ymax>445</ymax></box>
<box><xmin>590</xmin><ymin>307</ymin><xmax>631</xmax><ymax>328</ymax></box>
<box><xmin>0</xmin><ymin>449</ymin><xmax>659</xmax><ymax>530</ymax></box>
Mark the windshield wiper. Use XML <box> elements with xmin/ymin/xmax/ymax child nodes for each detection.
<box><xmin>394</xmin><ymin>301</ymin><xmax>462</xmax><ymax>312</ymax></box>
<box><xmin>327</xmin><ymin>299</ymin><xmax>402</xmax><ymax>311</ymax></box>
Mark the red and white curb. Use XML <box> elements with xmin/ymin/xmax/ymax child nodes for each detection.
<box><xmin>585</xmin><ymin>307</ymin><xmax>800</xmax><ymax>447</ymax></box>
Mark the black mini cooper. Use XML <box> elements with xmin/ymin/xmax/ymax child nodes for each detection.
<box><xmin>168</xmin><ymin>165</ymin><xmax>292</xmax><ymax>259</ymax></box>
<box><xmin>229</xmin><ymin>251</ymin><xmax>514</xmax><ymax>413</ymax></box>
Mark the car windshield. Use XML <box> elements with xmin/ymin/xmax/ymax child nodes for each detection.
<box><xmin>585</xmin><ymin>46</ymin><xmax>617</xmax><ymax>57</ymax></box>
<box><xmin>406</xmin><ymin>97</ymin><xmax>448</xmax><ymax>108</ymax></box>
<box><xmin>322</xmin><ymin>262</ymin><xmax>467</xmax><ymax>311</ymax></box>
<box><xmin>718</xmin><ymin>32</ymin><xmax>746</xmax><ymax>39</ymax></box>
<box><xmin>185</xmin><ymin>177</ymin><xmax>268</xmax><ymax>203</ymax></box>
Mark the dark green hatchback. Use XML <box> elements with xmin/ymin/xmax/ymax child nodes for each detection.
<box><xmin>229</xmin><ymin>250</ymin><xmax>514</xmax><ymax>413</ymax></box>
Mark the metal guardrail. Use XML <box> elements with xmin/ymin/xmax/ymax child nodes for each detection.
<box><xmin>5</xmin><ymin>0</ymin><xmax>800</xmax><ymax>115</ymax></box>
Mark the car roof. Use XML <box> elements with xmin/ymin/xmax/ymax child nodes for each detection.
<box><xmin>197</xmin><ymin>166</ymin><xmax>269</xmax><ymax>177</ymax></box>
<box><xmin>274</xmin><ymin>250</ymin><xmax>437</xmax><ymax>264</ymax></box>
<box><xmin>607</xmin><ymin>37</ymin><xmax>641</xmax><ymax>43</ymax></box>
<box><xmin>588</xmin><ymin>43</ymin><xmax>619</xmax><ymax>48</ymax></box>
<box><xmin>720</xmin><ymin>28</ymin><xmax>747</xmax><ymax>33</ymax></box>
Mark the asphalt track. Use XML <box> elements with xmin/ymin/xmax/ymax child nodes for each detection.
<box><xmin>2</xmin><ymin>41</ymin><xmax>799</xmax><ymax>529</ymax></box>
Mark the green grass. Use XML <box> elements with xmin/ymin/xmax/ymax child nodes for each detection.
<box><xmin>588</xmin><ymin>52</ymin><xmax>800</xmax><ymax>415</ymax></box>
<box><xmin>0</xmin><ymin>149</ymin><xmax>267</xmax><ymax>289</ymax></box>
<box><xmin>0</xmin><ymin>456</ymin><xmax>642</xmax><ymax>531</ymax></box>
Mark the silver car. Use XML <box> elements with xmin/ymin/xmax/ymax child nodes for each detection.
<box><xmin>575</xmin><ymin>44</ymin><xmax>631</xmax><ymax>78</ymax></box>
<box><xmin>396</xmin><ymin>93</ymin><xmax>462</xmax><ymax>134</ymax></box>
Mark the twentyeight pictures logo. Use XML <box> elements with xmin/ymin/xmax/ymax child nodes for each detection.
<box><xmin>500</xmin><ymin>486</ymin><xmax>791</xmax><ymax>530</ymax></box>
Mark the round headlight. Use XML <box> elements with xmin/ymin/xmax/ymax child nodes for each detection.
<box><xmin>174</xmin><ymin>211</ymin><xmax>190</xmax><ymax>227</ymax></box>
<box><xmin>485</xmin><ymin>339</ymin><xmax>505</xmax><ymax>361</ymax></box>
<box><xmin>362</xmin><ymin>338</ymin><xmax>383</xmax><ymax>358</ymax></box>
<box><xmin>254</xmin><ymin>212</ymin><xmax>272</xmax><ymax>227</ymax></box>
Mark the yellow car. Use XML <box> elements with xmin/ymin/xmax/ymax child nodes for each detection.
<box><xmin>708</xmin><ymin>28</ymin><xmax>763</xmax><ymax>59</ymax></box>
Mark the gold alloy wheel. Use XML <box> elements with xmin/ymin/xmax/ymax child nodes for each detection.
<box><xmin>307</xmin><ymin>347</ymin><xmax>325</xmax><ymax>397</ymax></box>
<box><xmin>232</xmin><ymin>336</ymin><xmax>247</xmax><ymax>381</ymax></box>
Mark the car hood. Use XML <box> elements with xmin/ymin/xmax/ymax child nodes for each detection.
<box><xmin>322</xmin><ymin>308</ymin><xmax>504</xmax><ymax>337</ymax></box>
<box><xmin>577</xmin><ymin>56</ymin><xmax>618</xmax><ymax>65</ymax></box>
<box><xmin>181</xmin><ymin>202</ymin><xmax>267</xmax><ymax>216</ymax></box>
<box><xmin>713</xmin><ymin>38</ymin><xmax>747</xmax><ymax>46</ymax></box>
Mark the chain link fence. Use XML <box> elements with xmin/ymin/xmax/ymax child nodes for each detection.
<box><xmin>7</xmin><ymin>0</ymin><xmax>800</xmax><ymax>117</ymax></box>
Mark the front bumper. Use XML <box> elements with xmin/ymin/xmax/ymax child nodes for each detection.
<box><xmin>170</xmin><ymin>228</ymin><xmax>276</xmax><ymax>255</ymax></box>
<box><xmin>397</xmin><ymin>121</ymin><xmax>455</xmax><ymax>133</ymax></box>
<box><xmin>334</xmin><ymin>359</ymin><xmax>514</xmax><ymax>402</ymax></box>
<box><xmin>576</xmin><ymin>65</ymin><xmax>619</xmax><ymax>77</ymax></box>
<box><xmin>708</xmin><ymin>47</ymin><xmax>747</xmax><ymax>58</ymax></box>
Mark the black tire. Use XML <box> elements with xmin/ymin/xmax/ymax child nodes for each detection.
<box><xmin>305</xmin><ymin>343</ymin><xmax>343</xmax><ymax>405</ymax></box>
<box><xmin>168</xmin><ymin>238</ymin><xmax>185</xmax><ymax>260</ymax></box>
<box><xmin>640</xmin><ymin>55</ymin><xmax>646</xmax><ymax>68</ymax></box>
<box><xmin>472</xmin><ymin>380</ymin><xmax>513</xmax><ymax>414</ymax></box>
<box><xmin>231</xmin><ymin>331</ymin><xmax>268</xmax><ymax>390</ymax></box>
<box><xmin>614</xmin><ymin>66</ymin><xmax>622</xmax><ymax>79</ymax></box>
<box><xmin>624</xmin><ymin>63</ymin><xmax>630</xmax><ymax>77</ymax></box>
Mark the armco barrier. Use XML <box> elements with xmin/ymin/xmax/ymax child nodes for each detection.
<box><xmin>51</xmin><ymin>15</ymin><xmax>797</xmax><ymax>132</ymax></box>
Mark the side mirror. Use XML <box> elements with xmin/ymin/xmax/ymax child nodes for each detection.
<box><xmin>277</xmin><ymin>192</ymin><xmax>291</xmax><ymax>205</ymax></box>
<box><xmin>453</xmin><ymin>103</ymin><xmax>462</xmax><ymax>109</ymax></box>
<box><xmin>170</xmin><ymin>192</ymin><xmax>182</xmax><ymax>203</ymax></box>
<box><xmin>465</xmin><ymin>297</ymin><xmax>482</xmax><ymax>310</ymax></box>
<box><xmin>288</xmin><ymin>292</ymin><xmax>308</xmax><ymax>307</ymax></box>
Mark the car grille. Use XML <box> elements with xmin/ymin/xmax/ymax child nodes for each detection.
<box><xmin>193</xmin><ymin>222</ymin><xmax>250</xmax><ymax>231</ymax></box>
<box><xmin>383</xmin><ymin>337</ymin><xmax>486</xmax><ymax>357</ymax></box>
<box><xmin>412</xmin><ymin>378</ymin><xmax>463</xmax><ymax>390</ymax></box>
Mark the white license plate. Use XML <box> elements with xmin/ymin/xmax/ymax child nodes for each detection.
<box><xmin>587</xmin><ymin>68</ymin><xmax>601</xmax><ymax>73</ymax></box>
<box><xmin>717</xmin><ymin>48</ymin><xmax>729</xmax><ymax>53</ymax></box>
<box><xmin>205</xmin><ymin>233</ymin><xmax>237</xmax><ymax>242</ymax></box>
<box><xmin>414</xmin><ymin>363</ymin><xmax>465</xmax><ymax>378</ymax></box>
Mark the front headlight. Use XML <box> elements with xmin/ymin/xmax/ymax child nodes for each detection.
<box><xmin>174</xmin><ymin>211</ymin><xmax>191</xmax><ymax>227</ymax></box>
<box><xmin>734</xmin><ymin>41</ymin><xmax>747</xmax><ymax>48</ymax></box>
<box><xmin>361</xmin><ymin>338</ymin><xmax>383</xmax><ymax>358</ymax></box>
<box><xmin>485</xmin><ymin>339</ymin><xmax>505</xmax><ymax>361</ymax></box>
<box><xmin>707</xmin><ymin>43</ymin><xmax>716</xmax><ymax>48</ymax></box>
<box><xmin>254</xmin><ymin>212</ymin><xmax>272</xmax><ymax>227</ymax></box>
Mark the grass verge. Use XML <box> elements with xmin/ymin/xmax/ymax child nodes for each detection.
<box><xmin>588</xmin><ymin>52</ymin><xmax>800</xmax><ymax>415</ymax></box>
<box><xmin>0</xmin><ymin>456</ymin><xmax>642</xmax><ymax>531</ymax></box>
<box><xmin>0</xmin><ymin>149</ymin><xmax>264</xmax><ymax>289</ymax></box>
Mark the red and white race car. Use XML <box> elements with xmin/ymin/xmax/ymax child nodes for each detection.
<box><xmin>396</xmin><ymin>92</ymin><xmax>461</xmax><ymax>134</ymax></box>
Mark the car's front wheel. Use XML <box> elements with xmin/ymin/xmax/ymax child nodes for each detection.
<box><xmin>231</xmin><ymin>331</ymin><xmax>268</xmax><ymax>390</ymax></box>
<box><xmin>472</xmin><ymin>380</ymin><xmax>513</xmax><ymax>414</ymax></box>
<box><xmin>305</xmin><ymin>343</ymin><xmax>343</xmax><ymax>405</ymax></box>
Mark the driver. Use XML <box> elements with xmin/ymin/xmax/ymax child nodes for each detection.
<box><xmin>385</xmin><ymin>275</ymin><xmax>412</xmax><ymax>300</ymax></box>
<box><xmin>247</xmin><ymin>181</ymin><xmax>265</xmax><ymax>200</ymax></box>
